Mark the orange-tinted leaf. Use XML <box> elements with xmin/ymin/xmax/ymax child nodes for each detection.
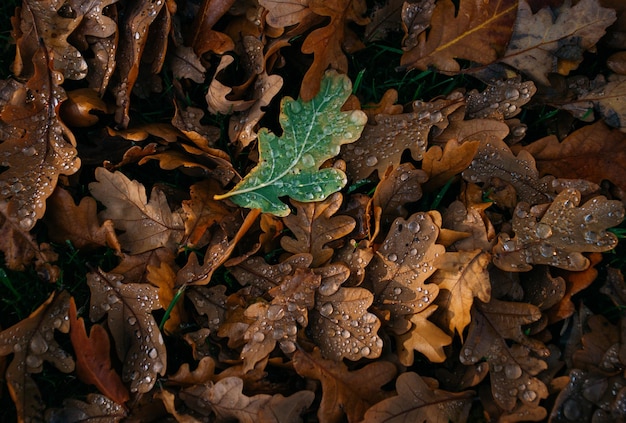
<box><xmin>422</xmin><ymin>139</ymin><xmax>479</xmax><ymax>191</ymax></box>
<box><xmin>68</xmin><ymin>297</ymin><xmax>129</xmax><ymax>404</ymax></box>
<box><xmin>0</xmin><ymin>47</ymin><xmax>80</xmax><ymax>231</ymax></box>
<box><xmin>431</xmin><ymin>250</ymin><xmax>492</xmax><ymax>337</ymax></box>
<box><xmin>363</xmin><ymin>372</ymin><xmax>474</xmax><ymax>423</ymax></box>
<box><xmin>147</xmin><ymin>261</ymin><xmax>186</xmax><ymax>334</ymax></box>
<box><xmin>281</xmin><ymin>193</ymin><xmax>356</xmax><ymax>267</ymax></box>
<box><xmin>89</xmin><ymin>167</ymin><xmax>185</xmax><ymax>254</ymax></box>
<box><xmin>292</xmin><ymin>348</ymin><xmax>396</xmax><ymax>423</ymax></box>
<box><xmin>343</xmin><ymin>94</ymin><xmax>463</xmax><ymax>181</ymax></box>
<box><xmin>156</xmin><ymin>389</ymin><xmax>202</xmax><ymax>423</ymax></box>
<box><xmin>181</xmin><ymin>180</ymin><xmax>233</xmax><ymax>249</ymax></box>
<box><xmin>401</xmin><ymin>0</ymin><xmax>518</xmax><ymax>72</ymax></box>
<box><xmin>87</xmin><ymin>269</ymin><xmax>166</xmax><ymax>393</ymax></box>
<box><xmin>521</xmin><ymin>121</ymin><xmax>626</xmax><ymax>192</ymax></box>
<box><xmin>493</xmin><ymin>190</ymin><xmax>623</xmax><ymax>271</ymax></box>
<box><xmin>45</xmin><ymin>187</ymin><xmax>121</xmax><ymax>253</ymax></box>
<box><xmin>0</xmin><ymin>291</ymin><xmax>74</xmax><ymax>423</ymax></box>
<box><xmin>397</xmin><ymin>307</ymin><xmax>453</xmax><ymax>364</ymax></box>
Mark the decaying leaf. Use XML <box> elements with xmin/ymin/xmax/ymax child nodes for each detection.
<box><xmin>311</xmin><ymin>266</ymin><xmax>383</xmax><ymax>361</ymax></box>
<box><xmin>241</xmin><ymin>268</ymin><xmax>320</xmax><ymax>371</ymax></box>
<box><xmin>465</xmin><ymin>77</ymin><xmax>536</xmax><ymax>120</ymax></box>
<box><xmin>87</xmin><ymin>269</ymin><xmax>166</xmax><ymax>393</ymax></box>
<box><xmin>363</xmin><ymin>372</ymin><xmax>474</xmax><ymax>423</ymax></box>
<box><xmin>500</xmin><ymin>0</ymin><xmax>616</xmax><ymax>85</ymax></box>
<box><xmin>463</xmin><ymin>137</ymin><xmax>554</xmax><ymax>205</ymax></box>
<box><xmin>45</xmin><ymin>187</ymin><xmax>121</xmax><ymax>252</ymax></box>
<box><xmin>400</xmin><ymin>0</ymin><xmax>518</xmax><ymax>72</ymax></box>
<box><xmin>0</xmin><ymin>291</ymin><xmax>74</xmax><ymax>423</ymax></box>
<box><xmin>493</xmin><ymin>188</ymin><xmax>624</xmax><ymax>271</ymax></box>
<box><xmin>0</xmin><ymin>47</ymin><xmax>80</xmax><ymax>231</ymax></box>
<box><xmin>461</xmin><ymin>300</ymin><xmax>549</xmax><ymax>415</ymax></box>
<box><xmin>68</xmin><ymin>297</ymin><xmax>129</xmax><ymax>405</ymax></box>
<box><xmin>45</xmin><ymin>394</ymin><xmax>127</xmax><ymax>423</ymax></box>
<box><xmin>521</xmin><ymin>121</ymin><xmax>626</xmax><ymax>193</ymax></box>
<box><xmin>343</xmin><ymin>94</ymin><xmax>463</xmax><ymax>181</ymax></box>
<box><xmin>280</xmin><ymin>193</ymin><xmax>356</xmax><ymax>267</ymax></box>
<box><xmin>293</xmin><ymin>348</ymin><xmax>396</xmax><ymax>423</ymax></box>
<box><xmin>431</xmin><ymin>250</ymin><xmax>491</xmax><ymax>337</ymax></box>
<box><xmin>215</xmin><ymin>71</ymin><xmax>366</xmax><ymax>216</ymax></box>
<box><xmin>89</xmin><ymin>167</ymin><xmax>185</xmax><ymax>254</ymax></box>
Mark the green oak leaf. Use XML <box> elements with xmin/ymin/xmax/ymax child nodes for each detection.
<box><xmin>215</xmin><ymin>70</ymin><xmax>367</xmax><ymax>216</ymax></box>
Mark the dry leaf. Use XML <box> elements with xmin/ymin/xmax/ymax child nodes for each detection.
<box><xmin>147</xmin><ymin>261</ymin><xmax>186</xmax><ymax>334</ymax></box>
<box><xmin>68</xmin><ymin>297</ymin><xmax>129</xmax><ymax>405</ymax></box>
<box><xmin>0</xmin><ymin>291</ymin><xmax>74</xmax><ymax>423</ymax></box>
<box><xmin>156</xmin><ymin>389</ymin><xmax>202</xmax><ymax>423</ymax></box>
<box><xmin>343</xmin><ymin>94</ymin><xmax>463</xmax><ymax>181</ymax></box>
<box><xmin>299</xmin><ymin>0</ymin><xmax>369</xmax><ymax>100</ymax></box>
<box><xmin>281</xmin><ymin>193</ymin><xmax>356</xmax><ymax>267</ymax></box>
<box><xmin>465</xmin><ymin>77</ymin><xmax>536</xmax><ymax>120</ymax></box>
<box><xmin>292</xmin><ymin>348</ymin><xmax>396</xmax><ymax>423</ymax></box>
<box><xmin>401</xmin><ymin>0</ymin><xmax>518</xmax><ymax>72</ymax></box>
<box><xmin>87</xmin><ymin>269</ymin><xmax>166</xmax><ymax>393</ymax></box>
<box><xmin>45</xmin><ymin>187</ymin><xmax>121</xmax><ymax>252</ymax></box>
<box><xmin>401</xmin><ymin>0</ymin><xmax>436</xmax><ymax>50</ymax></box>
<box><xmin>422</xmin><ymin>139</ymin><xmax>479</xmax><ymax>191</ymax></box>
<box><xmin>493</xmin><ymin>189</ymin><xmax>623</xmax><ymax>271</ymax></box>
<box><xmin>431</xmin><ymin>250</ymin><xmax>492</xmax><ymax>337</ymax></box>
<box><xmin>257</xmin><ymin>390</ymin><xmax>315</xmax><ymax>423</ymax></box>
<box><xmin>0</xmin><ymin>47</ymin><xmax>80</xmax><ymax>231</ymax></box>
<box><xmin>521</xmin><ymin>121</ymin><xmax>626</xmax><ymax>193</ymax></box>
<box><xmin>363</xmin><ymin>372</ymin><xmax>474</xmax><ymax>423</ymax></box>
<box><xmin>45</xmin><ymin>394</ymin><xmax>127</xmax><ymax>423</ymax></box>
<box><xmin>500</xmin><ymin>0</ymin><xmax>616</xmax><ymax>85</ymax></box>
<box><xmin>311</xmin><ymin>267</ymin><xmax>383</xmax><ymax>360</ymax></box>
<box><xmin>89</xmin><ymin>167</ymin><xmax>185</xmax><ymax>254</ymax></box>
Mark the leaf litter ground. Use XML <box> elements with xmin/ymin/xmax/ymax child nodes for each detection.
<box><xmin>2</xmin><ymin>0</ymin><xmax>626</xmax><ymax>422</ymax></box>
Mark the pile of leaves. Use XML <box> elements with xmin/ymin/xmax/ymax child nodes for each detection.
<box><xmin>2</xmin><ymin>0</ymin><xmax>626</xmax><ymax>421</ymax></box>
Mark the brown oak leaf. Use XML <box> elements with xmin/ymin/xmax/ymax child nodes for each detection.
<box><xmin>45</xmin><ymin>394</ymin><xmax>127</xmax><ymax>423</ymax></box>
<box><xmin>343</xmin><ymin>94</ymin><xmax>464</xmax><ymax>181</ymax></box>
<box><xmin>0</xmin><ymin>291</ymin><xmax>74</xmax><ymax>423</ymax></box>
<box><xmin>500</xmin><ymin>0</ymin><xmax>616</xmax><ymax>85</ymax></box>
<box><xmin>292</xmin><ymin>348</ymin><xmax>396</xmax><ymax>423</ymax></box>
<box><xmin>521</xmin><ymin>120</ymin><xmax>626</xmax><ymax>192</ymax></box>
<box><xmin>363</xmin><ymin>372</ymin><xmax>474</xmax><ymax>423</ymax></box>
<box><xmin>156</xmin><ymin>389</ymin><xmax>202</xmax><ymax>423</ymax></box>
<box><xmin>281</xmin><ymin>193</ymin><xmax>356</xmax><ymax>267</ymax></box>
<box><xmin>89</xmin><ymin>167</ymin><xmax>185</xmax><ymax>254</ymax></box>
<box><xmin>310</xmin><ymin>263</ymin><xmax>383</xmax><ymax>361</ymax></box>
<box><xmin>87</xmin><ymin>269</ymin><xmax>166</xmax><ymax>394</ymax></box>
<box><xmin>400</xmin><ymin>0</ymin><xmax>518</xmax><ymax>73</ymax></box>
<box><xmin>147</xmin><ymin>261</ymin><xmax>186</xmax><ymax>334</ymax></box>
<box><xmin>422</xmin><ymin>139</ymin><xmax>479</xmax><ymax>191</ymax></box>
<box><xmin>431</xmin><ymin>250</ymin><xmax>492</xmax><ymax>337</ymax></box>
<box><xmin>463</xmin><ymin>136</ymin><xmax>554</xmax><ymax>205</ymax></box>
<box><xmin>299</xmin><ymin>0</ymin><xmax>369</xmax><ymax>100</ymax></box>
<box><xmin>461</xmin><ymin>300</ymin><xmax>549</xmax><ymax>414</ymax></box>
<box><xmin>45</xmin><ymin>187</ymin><xmax>121</xmax><ymax>253</ymax></box>
<box><xmin>0</xmin><ymin>47</ymin><xmax>80</xmax><ymax>231</ymax></box>
<box><xmin>68</xmin><ymin>297</ymin><xmax>129</xmax><ymax>405</ymax></box>
<box><xmin>465</xmin><ymin>77</ymin><xmax>537</xmax><ymax>120</ymax></box>
<box><xmin>493</xmin><ymin>189</ymin><xmax>623</xmax><ymax>271</ymax></box>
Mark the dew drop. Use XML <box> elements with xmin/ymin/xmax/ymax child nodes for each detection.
<box><xmin>252</xmin><ymin>331</ymin><xmax>265</xmax><ymax>342</ymax></box>
<box><xmin>301</xmin><ymin>153</ymin><xmax>315</xmax><ymax>167</ymax></box>
<box><xmin>523</xmin><ymin>390</ymin><xmax>537</xmax><ymax>402</ymax></box>
<box><xmin>148</xmin><ymin>348</ymin><xmax>158</xmax><ymax>359</ymax></box>
<box><xmin>281</xmin><ymin>340</ymin><xmax>296</xmax><ymax>353</ymax></box>
<box><xmin>361</xmin><ymin>346</ymin><xmax>371</xmax><ymax>356</ymax></box>
<box><xmin>22</xmin><ymin>146</ymin><xmax>37</xmax><ymax>157</ymax></box>
<box><xmin>535</xmin><ymin>223</ymin><xmax>553</xmax><ymax>239</ymax></box>
<box><xmin>290</xmin><ymin>101</ymin><xmax>302</xmax><ymax>113</ymax></box>
<box><xmin>400</xmin><ymin>173</ymin><xmax>409</xmax><ymax>181</ymax></box>
<box><xmin>127</xmin><ymin>316</ymin><xmax>137</xmax><ymax>325</ymax></box>
<box><xmin>407</xmin><ymin>221</ymin><xmax>420</xmax><ymax>233</ymax></box>
<box><xmin>387</xmin><ymin>253</ymin><xmax>398</xmax><ymax>262</ymax></box>
<box><xmin>393</xmin><ymin>287</ymin><xmax>402</xmax><ymax>295</ymax></box>
<box><xmin>366</xmin><ymin>156</ymin><xmax>378</xmax><ymax>166</ymax></box>
<box><xmin>505</xmin><ymin>87</ymin><xmax>520</xmax><ymax>100</ymax></box>
<box><xmin>504</xmin><ymin>363</ymin><xmax>522</xmax><ymax>379</ymax></box>
<box><xmin>319</xmin><ymin>302</ymin><xmax>334</xmax><ymax>317</ymax></box>
<box><xmin>341</xmin><ymin>329</ymin><xmax>351</xmax><ymax>338</ymax></box>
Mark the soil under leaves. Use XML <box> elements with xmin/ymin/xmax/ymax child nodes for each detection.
<box><xmin>2</xmin><ymin>0</ymin><xmax>626</xmax><ymax>422</ymax></box>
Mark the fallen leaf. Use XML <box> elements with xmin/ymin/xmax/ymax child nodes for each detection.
<box><xmin>44</xmin><ymin>394</ymin><xmax>127</xmax><ymax>423</ymax></box>
<box><xmin>465</xmin><ymin>77</ymin><xmax>536</xmax><ymax>120</ymax></box>
<box><xmin>520</xmin><ymin>121</ymin><xmax>626</xmax><ymax>194</ymax></box>
<box><xmin>68</xmin><ymin>297</ymin><xmax>129</xmax><ymax>405</ymax></box>
<box><xmin>493</xmin><ymin>189</ymin><xmax>623</xmax><ymax>271</ymax></box>
<box><xmin>147</xmin><ymin>261</ymin><xmax>186</xmax><ymax>334</ymax></box>
<box><xmin>362</xmin><ymin>372</ymin><xmax>474</xmax><ymax>423</ymax></box>
<box><xmin>431</xmin><ymin>250</ymin><xmax>492</xmax><ymax>337</ymax></box>
<box><xmin>180</xmin><ymin>376</ymin><xmax>272</xmax><ymax>422</ymax></box>
<box><xmin>257</xmin><ymin>390</ymin><xmax>315</xmax><ymax>423</ymax></box>
<box><xmin>281</xmin><ymin>192</ymin><xmax>356</xmax><ymax>267</ymax></box>
<box><xmin>215</xmin><ymin>70</ymin><xmax>366</xmax><ymax>216</ymax></box>
<box><xmin>89</xmin><ymin>167</ymin><xmax>185</xmax><ymax>254</ymax></box>
<box><xmin>401</xmin><ymin>0</ymin><xmax>436</xmax><ymax>50</ymax></box>
<box><xmin>292</xmin><ymin>348</ymin><xmax>396</xmax><ymax>423</ymax></box>
<box><xmin>0</xmin><ymin>291</ymin><xmax>74</xmax><ymax>423</ymax></box>
<box><xmin>401</xmin><ymin>0</ymin><xmax>518</xmax><ymax>72</ymax></box>
<box><xmin>0</xmin><ymin>47</ymin><xmax>80</xmax><ymax>231</ymax></box>
<box><xmin>87</xmin><ymin>269</ymin><xmax>166</xmax><ymax>394</ymax></box>
<box><xmin>343</xmin><ymin>94</ymin><xmax>464</xmax><ymax>181</ymax></box>
<box><xmin>168</xmin><ymin>45</ymin><xmax>206</xmax><ymax>83</ymax></box>
<box><xmin>45</xmin><ymin>187</ymin><xmax>121</xmax><ymax>253</ymax></box>
<box><xmin>156</xmin><ymin>389</ymin><xmax>202</xmax><ymax>423</ymax></box>
<box><xmin>500</xmin><ymin>0</ymin><xmax>616</xmax><ymax>85</ymax></box>
<box><xmin>422</xmin><ymin>139</ymin><xmax>479</xmax><ymax>191</ymax></box>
